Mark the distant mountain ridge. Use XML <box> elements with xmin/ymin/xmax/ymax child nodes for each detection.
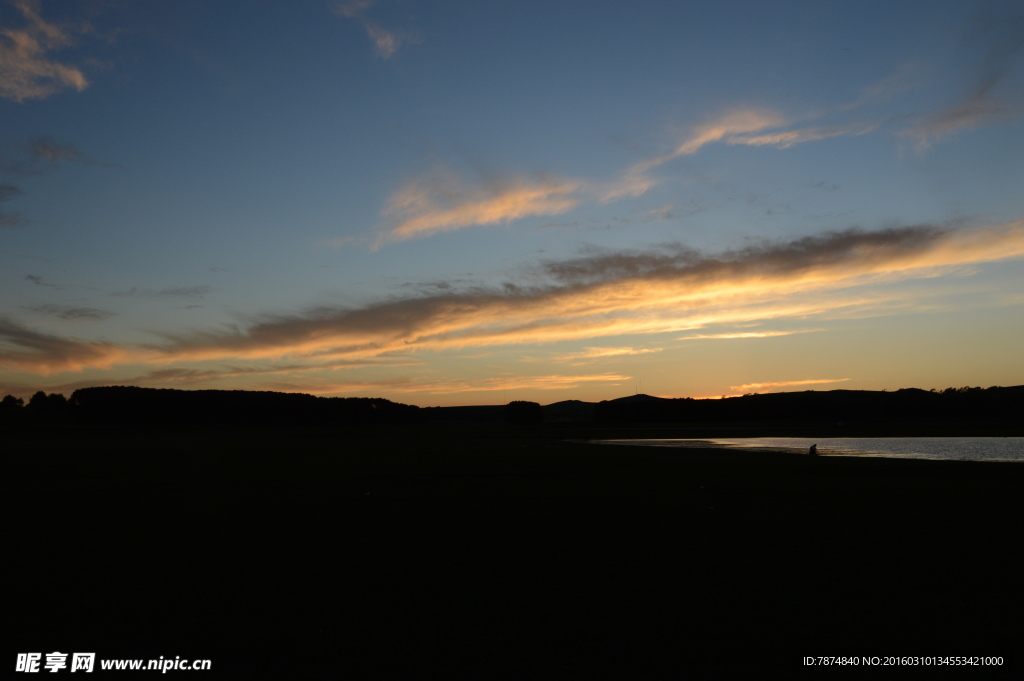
<box><xmin>2</xmin><ymin>385</ymin><xmax>1023</xmax><ymax>427</ymax></box>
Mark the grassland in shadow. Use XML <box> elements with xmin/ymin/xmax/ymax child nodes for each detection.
<box><xmin>5</xmin><ymin>424</ymin><xmax>1023</xmax><ymax>679</ymax></box>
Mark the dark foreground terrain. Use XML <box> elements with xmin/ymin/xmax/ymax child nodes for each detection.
<box><xmin>6</xmin><ymin>425</ymin><xmax>1023</xmax><ymax>679</ymax></box>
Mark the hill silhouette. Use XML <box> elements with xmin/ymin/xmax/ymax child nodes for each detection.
<box><xmin>1</xmin><ymin>384</ymin><xmax>1023</xmax><ymax>429</ymax></box>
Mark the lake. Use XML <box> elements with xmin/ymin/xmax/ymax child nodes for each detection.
<box><xmin>592</xmin><ymin>437</ymin><xmax>1024</xmax><ymax>461</ymax></box>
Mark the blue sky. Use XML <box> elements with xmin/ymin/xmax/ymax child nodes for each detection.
<box><xmin>2</xmin><ymin>0</ymin><xmax>1023</xmax><ymax>405</ymax></box>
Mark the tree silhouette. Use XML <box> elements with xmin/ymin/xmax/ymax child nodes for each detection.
<box><xmin>504</xmin><ymin>400</ymin><xmax>543</xmax><ymax>426</ymax></box>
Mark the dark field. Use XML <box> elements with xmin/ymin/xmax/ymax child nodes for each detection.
<box><xmin>6</xmin><ymin>425</ymin><xmax>1023</xmax><ymax>679</ymax></box>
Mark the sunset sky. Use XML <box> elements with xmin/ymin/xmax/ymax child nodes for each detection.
<box><xmin>2</xmin><ymin>0</ymin><xmax>1023</xmax><ymax>405</ymax></box>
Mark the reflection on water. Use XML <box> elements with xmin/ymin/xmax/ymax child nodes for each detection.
<box><xmin>594</xmin><ymin>437</ymin><xmax>1024</xmax><ymax>461</ymax></box>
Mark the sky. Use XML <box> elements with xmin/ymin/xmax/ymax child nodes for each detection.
<box><xmin>2</xmin><ymin>0</ymin><xmax>1024</xmax><ymax>406</ymax></box>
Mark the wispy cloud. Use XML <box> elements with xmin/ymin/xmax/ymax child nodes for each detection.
<box><xmin>0</xmin><ymin>210</ymin><xmax>23</xmax><ymax>228</ymax></box>
<box><xmin>111</xmin><ymin>285</ymin><xmax>213</xmax><ymax>300</ymax></box>
<box><xmin>728</xmin><ymin>123</ymin><xmax>878</xmax><ymax>149</ymax></box>
<box><xmin>2</xmin><ymin>135</ymin><xmax>109</xmax><ymax>176</ymax></box>
<box><xmin>121</xmin><ymin>357</ymin><xmax>423</xmax><ymax>387</ymax></box>
<box><xmin>0</xmin><ymin>183</ymin><xmax>23</xmax><ymax>201</ymax></box>
<box><xmin>729</xmin><ymin>378</ymin><xmax>850</xmax><ymax>392</ymax></box>
<box><xmin>621</xmin><ymin>108</ymin><xmax>788</xmax><ymax>179</ymax></box>
<box><xmin>98</xmin><ymin>371</ymin><xmax>628</xmax><ymax>397</ymax></box>
<box><xmin>593</xmin><ymin>168</ymin><xmax>662</xmax><ymax>203</ymax></box>
<box><xmin>0</xmin><ymin>0</ymin><xmax>89</xmax><ymax>102</ymax></box>
<box><xmin>841</xmin><ymin>61</ymin><xmax>924</xmax><ymax>112</ymax></box>
<box><xmin>384</xmin><ymin>373</ymin><xmax>631</xmax><ymax>395</ymax></box>
<box><xmin>0</xmin><ymin>317</ymin><xmax>124</xmax><ymax>374</ymax></box>
<box><xmin>674</xmin><ymin>108</ymin><xmax>787</xmax><ymax>156</ymax></box>
<box><xmin>905</xmin><ymin>98</ymin><xmax>1012</xmax><ymax>150</ymax></box>
<box><xmin>677</xmin><ymin>329</ymin><xmax>824</xmax><ymax>340</ymax></box>
<box><xmin>0</xmin><ymin>182</ymin><xmax>25</xmax><ymax>227</ymax></box>
<box><xmin>27</xmin><ymin>134</ymin><xmax>82</xmax><ymax>161</ymax></box>
<box><xmin>23</xmin><ymin>303</ymin><xmax>113</xmax><ymax>322</ymax></box>
<box><xmin>641</xmin><ymin>109</ymin><xmax>878</xmax><ymax>166</ymax></box>
<box><xmin>375</xmin><ymin>107</ymin><xmax>884</xmax><ymax>243</ymax></box>
<box><xmin>333</xmin><ymin>0</ymin><xmax>406</xmax><ymax>59</ymax></box>
<box><xmin>156</xmin><ymin>285</ymin><xmax>212</xmax><ymax>299</ymax></box>
<box><xmin>903</xmin><ymin>6</ymin><xmax>1024</xmax><ymax>149</ymax></box>
<box><xmin>25</xmin><ymin>273</ymin><xmax>60</xmax><ymax>288</ymax></box>
<box><xmin>552</xmin><ymin>346</ymin><xmax>663</xmax><ymax>362</ymax></box>
<box><xmin>381</xmin><ymin>172</ymin><xmax>583</xmax><ymax>244</ymax></box>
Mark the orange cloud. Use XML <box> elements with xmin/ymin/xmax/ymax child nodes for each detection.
<box><xmin>0</xmin><ymin>0</ymin><xmax>88</xmax><ymax>102</ymax></box>
<box><xmin>0</xmin><ymin>317</ymin><xmax>126</xmax><ymax>374</ymax></box>
<box><xmin>674</xmin><ymin>108</ymin><xmax>787</xmax><ymax>156</ymax></box>
<box><xmin>391</xmin><ymin>373</ymin><xmax>631</xmax><ymax>395</ymax></box>
<box><xmin>728</xmin><ymin>123</ymin><xmax>878</xmax><ymax>149</ymax></box>
<box><xmin>730</xmin><ymin>378</ymin><xmax>850</xmax><ymax>391</ymax></box>
<box><xmin>8</xmin><ymin>222</ymin><xmax>1024</xmax><ymax>377</ymax></box>
<box><xmin>376</xmin><ymin>109</ymin><xmax>881</xmax><ymax>242</ymax></box>
<box><xmin>677</xmin><ymin>329</ymin><xmax>823</xmax><ymax>340</ymax></box>
<box><xmin>228</xmin><ymin>372</ymin><xmax>630</xmax><ymax>397</ymax></box>
<box><xmin>552</xmin><ymin>346</ymin><xmax>663</xmax><ymax>362</ymax></box>
<box><xmin>381</xmin><ymin>173</ymin><xmax>582</xmax><ymax>243</ymax></box>
<box><xmin>155</xmin><ymin>221</ymin><xmax>1024</xmax><ymax>366</ymax></box>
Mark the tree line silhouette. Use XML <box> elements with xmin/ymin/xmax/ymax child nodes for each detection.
<box><xmin>591</xmin><ymin>386</ymin><xmax>1024</xmax><ymax>424</ymax></box>
<box><xmin>0</xmin><ymin>386</ymin><xmax>545</xmax><ymax>427</ymax></box>
<box><xmin>1</xmin><ymin>385</ymin><xmax>1022</xmax><ymax>427</ymax></box>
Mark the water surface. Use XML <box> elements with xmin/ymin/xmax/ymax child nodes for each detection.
<box><xmin>593</xmin><ymin>437</ymin><xmax>1024</xmax><ymax>461</ymax></box>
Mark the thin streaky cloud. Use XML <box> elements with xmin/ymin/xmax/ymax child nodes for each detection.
<box><xmin>109</xmin><ymin>285</ymin><xmax>213</xmax><ymax>299</ymax></box>
<box><xmin>23</xmin><ymin>303</ymin><xmax>113</xmax><ymax>322</ymax></box>
<box><xmin>552</xmin><ymin>346</ymin><xmax>663</xmax><ymax>361</ymax></box>
<box><xmin>673</xmin><ymin>108</ymin><xmax>787</xmax><ymax>157</ymax></box>
<box><xmin>147</xmin><ymin>372</ymin><xmax>629</xmax><ymax>398</ymax></box>
<box><xmin>730</xmin><ymin>378</ymin><xmax>850</xmax><ymax>391</ymax></box>
<box><xmin>677</xmin><ymin>329</ymin><xmax>824</xmax><ymax>340</ymax></box>
<box><xmin>593</xmin><ymin>168</ymin><xmax>662</xmax><ymax>203</ymax></box>
<box><xmin>0</xmin><ymin>0</ymin><xmax>89</xmax><ymax>102</ymax></box>
<box><xmin>186</xmin><ymin>373</ymin><xmax>630</xmax><ymax>398</ymax></box>
<box><xmin>641</xmin><ymin>109</ymin><xmax>876</xmax><ymax>167</ymax></box>
<box><xmin>121</xmin><ymin>357</ymin><xmax>424</xmax><ymax>387</ymax></box>
<box><xmin>156</xmin><ymin>285</ymin><xmax>212</xmax><ymax>299</ymax></box>
<box><xmin>904</xmin><ymin>96</ymin><xmax>1018</xmax><ymax>150</ymax></box>
<box><xmin>728</xmin><ymin>123</ymin><xmax>879</xmax><ymax>149</ymax></box>
<box><xmin>25</xmin><ymin>273</ymin><xmax>59</xmax><ymax>288</ymax></box>
<box><xmin>386</xmin><ymin>373</ymin><xmax>631</xmax><ymax>395</ymax></box>
<box><xmin>381</xmin><ymin>172</ymin><xmax>582</xmax><ymax>244</ymax></box>
<box><xmin>624</xmin><ymin>108</ymin><xmax>786</xmax><ymax>178</ymax></box>
<box><xmin>381</xmin><ymin>168</ymin><xmax>666</xmax><ymax>244</ymax></box>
